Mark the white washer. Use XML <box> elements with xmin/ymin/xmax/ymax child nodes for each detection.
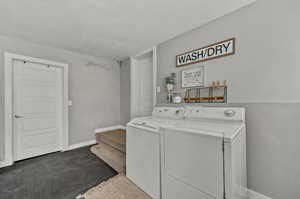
<box><xmin>161</xmin><ymin>106</ymin><xmax>246</xmax><ymax>199</ymax></box>
<box><xmin>127</xmin><ymin>107</ymin><xmax>184</xmax><ymax>199</ymax></box>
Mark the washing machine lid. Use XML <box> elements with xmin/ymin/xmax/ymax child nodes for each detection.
<box><xmin>127</xmin><ymin>116</ymin><xmax>180</xmax><ymax>132</ymax></box>
<box><xmin>127</xmin><ymin>117</ymin><xmax>160</xmax><ymax>132</ymax></box>
<box><xmin>165</xmin><ymin>121</ymin><xmax>244</xmax><ymax>141</ymax></box>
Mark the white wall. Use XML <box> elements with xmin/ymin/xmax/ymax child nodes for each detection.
<box><xmin>0</xmin><ymin>35</ymin><xmax>121</xmax><ymax>161</ymax></box>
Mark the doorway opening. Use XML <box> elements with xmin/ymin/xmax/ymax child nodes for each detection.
<box><xmin>130</xmin><ymin>47</ymin><xmax>157</xmax><ymax>119</ymax></box>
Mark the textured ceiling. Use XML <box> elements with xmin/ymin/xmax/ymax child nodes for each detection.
<box><xmin>0</xmin><ymin>0</ymin><xmax>255</xmax><ymax>60</ymax></box>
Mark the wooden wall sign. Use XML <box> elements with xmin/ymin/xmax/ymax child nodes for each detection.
<box><xmin>176</xmin><ymin>38</ymin><xmax>235</xmax><ymax>67</ymax></box>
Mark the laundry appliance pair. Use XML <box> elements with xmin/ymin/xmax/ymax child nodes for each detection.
<box><xmin>127</xmin><ymin>106</ymin><xmax>246</xmax><ymax>199</ymax></box>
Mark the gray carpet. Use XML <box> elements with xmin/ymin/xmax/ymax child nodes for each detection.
<box><xmin>0</xmin><ymin>146</ymin><xmax>117</xmax><ymax>199</ymax></box>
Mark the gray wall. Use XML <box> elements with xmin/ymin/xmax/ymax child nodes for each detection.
<box><xmin>157</xmin><ymin>0</ymin><xmax>300</xmax><ymax>104</ymax></box>
<box><xmin>120</xmin><ymin>58</ymin><xmax>131</xmax><ymax>125</ymax></box>
<box><xmin>240</xmin><ymin>103</ymin><xmax>300</xmax><ymax>199</ymax></box>
<box><xmin>156</xmin><ymin>0</ymin><xmax>300</xmax><ymax>198</ymax></box>
<box><xmin>0</xmin><ymin>35</ymin><xmax>121</xmax><ymax>161</ymax></box>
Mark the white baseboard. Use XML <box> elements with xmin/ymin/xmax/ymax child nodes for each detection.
<box><xmin>67</xmin><ymin>140</ymin><xmax>96</xmax><ymax>151</ymax></box>
<box><xmin>247</xmin><ymin>189</ymin><xmax>272</xmax><ymax>199</ymax></box>
<box><xmin>0</xmin><ymin>160</ymin><xmax>13</xmax><ymax>169</ymax></box>
<box><xmin>94</xmin><ymin>125</ymin><xmax>126</xmax><ymax>134</ymax></box>
<box><xmin>240</xmin><ymin>187</ymin><xmax>272</xmax><ymax>199</ymax></box>
<box><xmin>68</xmin><ymin>125</ymin><xmax>126</xmax><ymax>151</ymax></box>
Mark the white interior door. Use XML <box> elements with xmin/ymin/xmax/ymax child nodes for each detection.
<box><xmin>13</xmin><ymin>60</ymin><xmax>63</xmax><ymax>161</ymax></box>
<box><xmin>131</xmin><ymin>51</ymin><xmax>154</xmax><ymax>118</ymax></box>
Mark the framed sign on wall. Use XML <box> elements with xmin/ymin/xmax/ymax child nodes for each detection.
<box><xmin>181</xmin><ymin>66</ymin><xmax>205</xmax><ymax>88</ymax></box>
<box><xmin>176</xmin><ymin>38</ymin><xmax>235</xmax><ymax>67</ymax></box>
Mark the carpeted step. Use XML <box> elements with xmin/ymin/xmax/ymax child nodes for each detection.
<box><xmin>91</xmin><ymin>143</ymin><xmax>125</xmax><ymax>173</ymax></box>
<box><xmin>84</xmin><ymin>174</ymin><xmax>152</xmax><ymax>199</ymax></box>
<box><xmin>95</xmin><ymin>129</ymin><xmax>126</xmax><ymax>153</ymax></box>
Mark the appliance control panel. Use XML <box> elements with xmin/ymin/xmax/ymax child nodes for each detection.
<box><xmin>185</xmin><ymin>106</ymin><xmax>245</xmax><ymax>122</ymax></box>
<box><xmin>152</xmin><ymin>107</ymin><xmax>185</xmax><ymax>120</ymax></box>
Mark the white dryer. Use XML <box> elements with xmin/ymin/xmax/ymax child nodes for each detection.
<box><xmin>161</xmin><ymin>106</ymin><xmax>247</xmax><ymax>199</ymax></box>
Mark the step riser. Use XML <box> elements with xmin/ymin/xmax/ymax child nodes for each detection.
<box><xmin>91</xmin><ymin>144</ymin><xmax>125</xmax><ymax>173</ymax></box>
<box><xmin>100</xmin><ymin>137</ymin><xmax>125</xmax><ymax>153</ymax></box>
<box><xmin>95</xmin><ymin>129</ymin><xmax>126</xmax><ymax>153</ymax></box>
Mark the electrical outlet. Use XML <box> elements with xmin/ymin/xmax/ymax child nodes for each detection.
<box><xmin>157</xmin><ymin>86</ymin><xmax>161</xmax><ymax>93</ymax></box>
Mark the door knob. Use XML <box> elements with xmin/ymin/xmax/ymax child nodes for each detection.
<box><xmin>14</xmin><ymin>115</ymin><xmax>24</xmax><ymax>119</ymax></box>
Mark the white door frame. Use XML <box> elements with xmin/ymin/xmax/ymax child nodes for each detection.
<box><xmin>130</xmin><ymin>46</ymin><xmax>157</xmax><ymax>119</ymax></box>
<box><xmin>3</xmin><ymin>53</ymin><xmax>69</xmax><ymax>167</ymax></box>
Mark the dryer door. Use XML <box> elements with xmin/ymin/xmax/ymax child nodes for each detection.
<box><xmin>162</xmin><ymin>128</ymin><xmax>224</xmax><ymax>199</ymax></box>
